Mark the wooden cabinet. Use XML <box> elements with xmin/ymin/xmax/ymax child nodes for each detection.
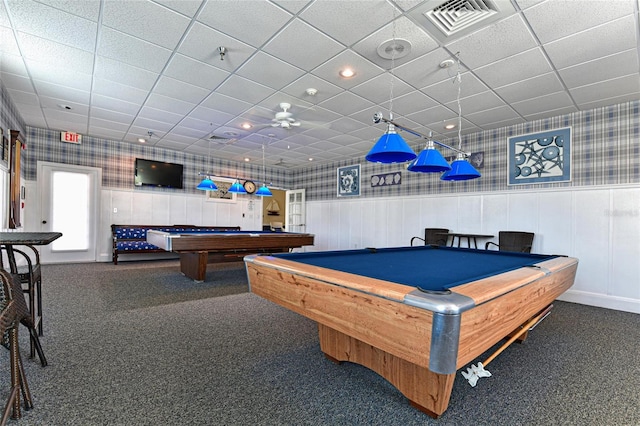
<box><xmin>9</xmin><ymin>130</ymin><xmax>22</xmax><ymax>229</ymax></box>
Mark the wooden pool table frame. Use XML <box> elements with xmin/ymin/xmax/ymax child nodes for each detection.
<box><xmin>147</xmin><ymin>230</ymin><xmax>314</xmax><ymax>281</ymax></box>
<box><xmin>244</xmin><ymin>250</ymin><xmax>578</xmax><ymax>418</ymax></box>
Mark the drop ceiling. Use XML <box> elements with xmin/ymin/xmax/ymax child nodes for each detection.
<box><xmin>1</xmin><ymin>0</ymin><xmax>638</xmax><ymax>169</ymax></box>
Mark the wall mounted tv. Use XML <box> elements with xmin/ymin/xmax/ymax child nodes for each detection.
<box><xmin>134</xmin><ymin>158</ymin><xmax>184</xmax><ymax>189</ymax></box>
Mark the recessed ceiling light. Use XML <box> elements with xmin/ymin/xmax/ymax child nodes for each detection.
<box><xmin>444</xmin><ymin>123</ymin><xmax>456</xmax><ymax>130</ymax></box>
<box><xmin>241</xmin><ymin>123</ymin><xmax>252</xmax><ymax>129</ymax></box>
<box><xmin>308</xmin><ymin>158</ymin><xmax>313</xmax><ymax>162</ymax></box>
<box><xmin>339</xmin><ymin>68</ymin><xmax>355</xmax><ymax>78</ymax></box>
<box><xmin>137</xmin><ymin>138</ymin><xmax>146</xmax><ymax>143</ymax></box>
<box><xmin>244</xmin><ymin>157</ymin><xmax>250</xmax><ymax>162</ymax></box>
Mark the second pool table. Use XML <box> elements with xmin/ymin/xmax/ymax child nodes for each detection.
<box><xmin>244</xmin><ymin>245</ymin><xmax>578</xmax><ymax>418</ymax></box>
<box><xmin>147</xmin><ymin>229</ymin><xmax>314</xmax><ymax>281</ymax></box>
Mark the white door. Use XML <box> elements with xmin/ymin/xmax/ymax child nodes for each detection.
<box><xmin>286</xmin><ymin>189</ymin><xmax>306</xmax><ymax>233</ymax></box>
<box><xmin>38</xmin><ymin>161</ymin><xmax>101</xmax><ymax>263</ymax></box>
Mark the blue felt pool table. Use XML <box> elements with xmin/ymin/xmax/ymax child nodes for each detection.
<box><xmin>244</xmin><ymin>245</ymin><xmax>578</xmax><ymax>418</ymax></box>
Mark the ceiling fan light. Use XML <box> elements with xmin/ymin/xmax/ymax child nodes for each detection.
<box><xmin>366</xmin><ymin>124</ymin><xmax>416</xmax><ymax>164</ymax></box>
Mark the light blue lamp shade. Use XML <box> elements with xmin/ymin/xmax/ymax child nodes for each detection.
<box><xmin>255</xmin><ymin>184</ymin><xmax>272</xmax><ymax>196</ymax></box>
<box><xmin>366</xmin><ymin>124</ymin><xmax>417</xmax><ymax>164</ymax></box>
<box><xmin>407</xmin><ymin>146</ymin><xmax>452</xmax><ymax>173</ymax></box>
<box><xmin>228</xmin><ymin>180</ymin><xmax>247</xmax><ymax>194</ymax></box>
<box><xmin>196</xmin><ymin>177</ymin><xmax>218</xmax><ymax>190</ymax></box>
<box><xmin>441</xmin><ymin>155</ymin><xmax>481</xmax><ymax>181</ymax></box>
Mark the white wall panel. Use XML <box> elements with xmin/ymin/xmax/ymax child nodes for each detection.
<box><xmin>610</xmin><ymin>188</ymin><xmax>640</xmax><ymax>299</ymax></box>
<box><xmin>150</xmin><ymin>193</ymin><xmax>171</xmax><ymax>224</ymax></box>
<box><xmin>386</xmin><ymin>199</ymin><xmax>404</xmax><ymax>247</ymax></box>
<box><xmin>506</xmin><ymin>192</ymin><xmax>539</xmax><ymax>233</ymax></box>
<box><xmin>112</xmin><ymin>191</ymin><xmax>133</xmax><ymax>224</ymax></box>
<box><xmin>360</xmin><ymin>199</ymin><xmax>380</xmax><ymax>249</ymax></box>
<box><xmin>169</xmin><ymin>194</ymin><xmax>188</xmax><ymax>224</ymax></box>
<box><xmin>403</xmin><ymin>197</ymin><xmax>422</xmax><ymax>246</ymax></box>
<box><xmin>132</xmin><ymin>192</ymin><xmax>154</xmax><ymax>223</ymax></box>
<box><xmin>537</xmin><ymin>191</ymin><xmax>573</xmax><ymax>255</ymax></box>
<box><xmin>572</xmin><ymin>190</ymin><xmax>610</xmax><ymax>294</ymax></box>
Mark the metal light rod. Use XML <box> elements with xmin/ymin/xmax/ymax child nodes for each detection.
<box><xmin>373</xmin><ymin>113</ymin><xmax>470</xmax><ymax>157</ymax></box>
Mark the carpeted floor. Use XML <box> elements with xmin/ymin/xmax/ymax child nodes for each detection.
<box><xmin>0</xmin><ymin>260</ymin><xmax>639</xmax><ymax>425</ymax></box>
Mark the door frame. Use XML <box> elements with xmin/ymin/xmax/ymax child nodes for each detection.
<box><xmin>37</xmin><ymin>161</ymin><xmax>101</xmax><ymax>263</ymax></box>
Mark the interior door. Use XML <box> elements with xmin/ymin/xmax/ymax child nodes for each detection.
<box><xmin>286</xmin><ymin>189</ymin><xmax>306</xmax><ymax>234</ymax></box>
<box><xmin>37</xmin><ymin>161</ymin><xmax>101</xmax><ymax>263</ymax></box>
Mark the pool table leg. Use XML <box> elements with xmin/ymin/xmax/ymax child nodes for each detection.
<box><xmin>179</xmin><ymin>252</ymin><xmax>208</xmax><ymax>282</ymax></box>
<box><xmin>318</xmin><ymin>324</ymin><xmax>455</xmax><ymax>418</ymax></box>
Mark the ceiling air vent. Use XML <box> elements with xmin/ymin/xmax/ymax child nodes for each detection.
<box><xmin>427</xmin><ymin>0</ymin><xmax>498</xmax><ymax>37</ymax></box>
<box><xmin>407</xmin><ymin>0</ymin><xmax>515</xmax><ymax>43</ymax></box>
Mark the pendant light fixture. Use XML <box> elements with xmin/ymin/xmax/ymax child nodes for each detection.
<box><xmin>407</xmin><ymin>132</ymin><xmax>452</xmax><ymax>173</ymax></box>
<box><xmin>228</xmin><ymin>178</ymin><xmax>247</xmax><ymax>194</ymax></box>
<box><xmin>441</xmin><ymin>53</ymin><xmax>480</xmax><ymax>181</ymax></box>
<box><xmin>197</xmin><ymin>139</ymin><xmax>218</xmax><ymax>191</ymax></box>
<box><xmin>255</xmin><ymin>140</ymin><xmax>272</xmax><ymax>197</ymax></box>
<box><xmin>366</xmin><ymin>7</ymin><xmax>416</xmax><ymax>164</ymax></box>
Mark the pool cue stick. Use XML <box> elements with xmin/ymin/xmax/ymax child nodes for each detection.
<box><xmin>483</xmin><ymin>304</ymin><xmax>553</xmax><ymax>367</ymax></box>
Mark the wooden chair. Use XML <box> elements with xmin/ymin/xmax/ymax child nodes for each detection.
<box><xmin>485</xmin><ymin>231</ymin><xmax>535</xmax><ymax>253</ymax></box>
<box><xmin>0</xmin><ymin>269</ymin><xmax>33</xmax><ymax>424</ymax></box>
<box><xmin>410</xmin><ymin>228</ymin><xmax>449</xmax><ymax>246</ymax></box>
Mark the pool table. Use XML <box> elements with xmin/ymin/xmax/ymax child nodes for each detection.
<box><xmin>147</xmin><ymin>229</ymin><xmax>314</xmax><ymax>282</ymax></box>
<box><xmin>244</xmin><ymin>245</ymin><xmax>578</xmax><ymax>417</ymax></box>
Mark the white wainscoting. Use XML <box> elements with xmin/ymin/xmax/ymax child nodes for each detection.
<box><xmin>306</xmin><ymin>185</ymin><xmax>640</xmax><ymax>314</ymax></box>
<box><xmin>24</xmin><ymin>181</ymin><xmax>263</xmax><ymax>263</ymax></box>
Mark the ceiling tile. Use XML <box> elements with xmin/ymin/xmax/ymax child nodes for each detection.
<box><xmin>102</xmin><ymin>0</ymin><xmax>191</xmax><ymax>50</ymax></box>
<box><xmin>197</xmin><ymin>0</ymin><xmax>292</xmax><ymax>48</ymax></box>
<box><xmin>445</xmin><ymin>14</ymin><xmax>538</xmax><ymax>69</ymax></box>
<box><xmin>8</xmin><ymin>0</ymin><xmax>97</xmax><ymax>51</ymax></box>
<box><xmin>570</xmin><ymin>74</ymin><xmax>640</xmax><ymax>105</ymax></box>
<box><xmin>153</xmin><ymin>76</ymin><xmax>210</xmax><ymax>105</ymax></box>
<box><xmin>17</xmin><ymin>31</ymin><xmax>94</xmax><ymax>74</ymax></box>
<box><xmin>523</xmin><ymin>0</ymin><xmax>635</xmax><ymax>44</ymax></box>
<box><xmin>473</xmin><ymin>48</ymin><xmax>552</xmax><ymax>89</ymax></box>
<box><xmin>236</xmin><ymin>52</ymin><xmax>305</xmax><ymax>91</ymax></box>
<box><xmin>511</xmin><ymin>91</ymin><xmax>575</xmax><ymax>116</ymax></box>
<box><xmin>98</xmin><ymin>27</ymin><xmax>172</xmax><ymax>73</ymax></box>
<box><xmin>495</xmin><ymin>72</ymin><xmax>565</xmax><ymax>104</ymax></box>
<box><xmin>311</xmin><ymin>49</ymin><xmax>385</xmax><ymax>90</ymax></box>
<box><xmin>544</xmin><ymin>15</ymin><xmax>637</xmax><ymax>69</ymax></box>
<box><xmin>558</xmin><ymin>49</ymin><xmax>640</xmax><ymax>89</ymax></box>
<box><xmin>263</xmin><ymin>19</ymin><xmax>344</xmax><ymax>71</ymax></box>
<box><xmin>163</xmin><ymin>54</ymin><xmax>229</xmax><ymax>90</ymax></box>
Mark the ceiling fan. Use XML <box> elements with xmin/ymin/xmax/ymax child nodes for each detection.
<box><xmin>271</xmin><ymin>103</ymin><xmax>301</xmax><ymax>129</ymax></box>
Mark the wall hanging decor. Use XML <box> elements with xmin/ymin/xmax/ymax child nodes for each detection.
<box><xmin>508</xmin><ymin>127</ymin><xmax>571</xmax><ymax>185</ymax></box>
<box><xmin>337</xmin><ymin>164</ymin><xmax>360</xmax><ymax>197</ymax></box>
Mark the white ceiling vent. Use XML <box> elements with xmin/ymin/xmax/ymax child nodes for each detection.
<box><xmin>408</xmin><ymin>0</ymin><xmax>516</xmax><ymax>44</ymax></box>
<box><xmin>427</xmin><ymin>0</ymin><xmax>499</xmax><ymax>36</ymax></box>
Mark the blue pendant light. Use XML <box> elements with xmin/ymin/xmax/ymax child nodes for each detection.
<box><xmin>196</xmin><ymin>177</ymin><xmax>218</xmax><ymax>190</ymax></box>
<box><xmin>366</xmin><ymin>123</ymin><xmax>417</xmax><ymax>164</ymax></box>
<box><xmin>255</xmin><ymin>142</ymin><xmax>272</xmax><ymax>196</ymax></box>
<box><xmin>407</xmin><ymin>137</ymin><xmax>451</xmax><ymax>173</ymax></box>
<box><xmin>228</xmin><ymin>179</ymin><xmax>246</xmax><ymax>194</ymax></box>
<box><xmin>255</xmin><ymin>184</ymin><xmax>272</xmax><ymax>196</ymax></box>
<box><xmin>441</xmin><ymin>154</ymin><xmax>481</xmax><ymax>181</ymax></box>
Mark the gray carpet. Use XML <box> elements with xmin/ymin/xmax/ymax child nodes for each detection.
<box><xmin>1</xmin><ymin>260</ymin><xmax>639</xmax><ymax>425</ymax></box>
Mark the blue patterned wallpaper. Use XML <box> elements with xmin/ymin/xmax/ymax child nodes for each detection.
<box><xmin>2</xmin><ymin>79</ymin><xmax>638</xmax><ymax>200</ymax></box>
<box><xmin>291</xmin><ymin>101</ymin><xmax>640</xmax><ymax>200</ymax></box>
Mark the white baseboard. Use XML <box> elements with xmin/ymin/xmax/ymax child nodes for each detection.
<box><xmin>558</xmin><ymin>290</ymin><xmax>640</xmax><ymax>315</ymax></box>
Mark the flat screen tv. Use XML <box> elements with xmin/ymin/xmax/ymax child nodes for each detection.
<box><xmin>134</xmin><ymin>158</ymin><xmax>183</xmax><ymax>189</ymax></box>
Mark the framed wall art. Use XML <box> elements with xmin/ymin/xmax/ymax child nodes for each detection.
<box><xmin>508</xmin><ymin>127</ymin><xmax>571</xmax><ymax>185</ymax></box>
<box><xmin>205</xmin><ymin>177</ymin><xmax>237</xmax><ymax>203</ymax></box>
<box><xmin>337</xmin><ymin>164</ymin><xmax>360</xmax><ymax>197</ymax></box>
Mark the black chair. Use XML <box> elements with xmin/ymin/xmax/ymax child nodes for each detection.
<box><xmin>0</xmin><ymin>269</ymin><xmax>33</xmax><ymax>424</ymax></box>
<box><xmin>411</xmin><ymin>228</ymin><xmax>449</xmax><ymax>246</ymax></box>
<box><xmin>485</xmin><ymin>231</ymin><xmax>535</xmax><ymax>253</ymax></box>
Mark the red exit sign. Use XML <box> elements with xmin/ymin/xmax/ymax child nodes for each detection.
<box><xmin>61</xmin><ymin>131</ymin><xmax>82</xmax><ymax>144</ymax></box>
